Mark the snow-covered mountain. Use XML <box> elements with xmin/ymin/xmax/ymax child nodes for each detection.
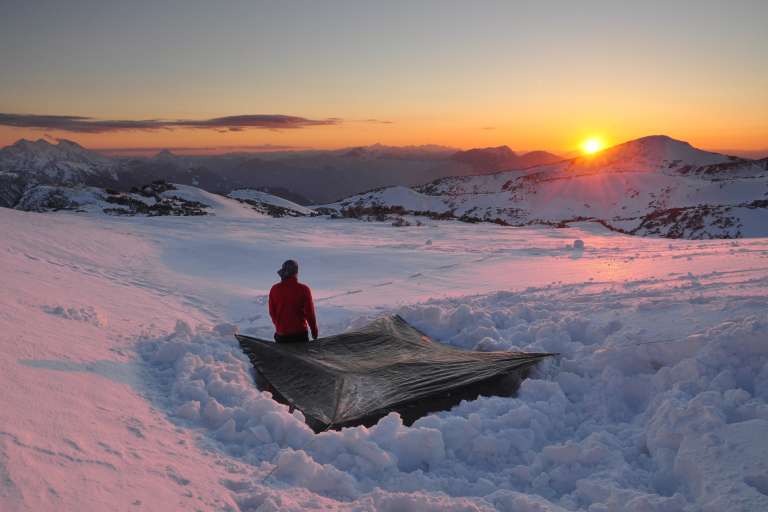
<box><xmin>0</xmin><ymin>139</ymin><xmax>565</xmax><ymax>207</ymax></box>
<box><xmin>4</xmin><ymin>136</ymin><xmax>766</xmax><ymax>238</ymax></box>
<box><xmin>0</xmin><ymin>138</ymin><xmax>119</xmax><ymax>184</ymax></box>
<box><xmin>324</xmin><ymin>136</ymin><xmax>768</xmax><ymax>238</ymax></box>
<box><xmin>0</xmin><ymin>139</ymin><xmax>121</xmax><ymax>207</ymax></box>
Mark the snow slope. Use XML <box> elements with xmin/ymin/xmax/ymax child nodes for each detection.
<box><xmin>162</xmin><ymin>184</ymin><xmax>267</xmax><ymax>218</ymax></box>
<box><xmin>325</xmin><ymin>136</ymin><xmax>768</xmax><ymax>239</ymax></box>
<box><xmin>228</xmin><ymin>189</ymin><xmax>316</xmax><ymax>216</ymax></box>
<box><xmin>2</xmin><ymin>206</ymin><xmax>768</xmax><ymax>511</ymax></box>
<box><xmin>12</xmin><ymin>182</ymin><xmax>283</xmax><ymax>219</ymax></box>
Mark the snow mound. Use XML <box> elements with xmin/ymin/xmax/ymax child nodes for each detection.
<box><xmin>137</xmin><ymin>286</ymin><xmax>768</xmax><ymax>511</ymax></box>
<box><xmin>42</xmin><ymin>305</ymin><xmax>108</xmax><ymax>327</ymax></box>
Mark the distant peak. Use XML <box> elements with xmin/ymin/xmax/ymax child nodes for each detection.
<box><xmin>12</xmin><ymin>138</ymin><xmax>52</xmax><ymax>147</ymax></box>
<box><xmin>155</xmin><ymin>149</ymin><xmax>177</xmax><ymax>159</ymax></box>
<box><xmin>56</xmin><ymin>139</ymin><xmax>84</xmax><ymax>149</ymax></box>
<box><xmin>636</xmin><ymin>134</ymin><xmax>675</xmax><ymax>141</ymax></box>
<box><xmin>450</xmin><ymin>145</ymin><xmax>561</xmax><ymax>171</ymax></box>
<box><xmin>483</xmin><ymin>145</ymin><xmax>515</xmax><ymax>154</ymax></box>
<box><xmin>342</xmin><ymin>146</ymin><xmax>368</xmax><ymax>158</ymax></box>
<box><xmin>583</xmin><ymin>134</ymin><xmax>732</xmax><ymax>167</ymax></box>
<box><xmin>614</xmin><ymin>135</ymin><xmax>702</xmax><ymax>154</ymax></box>
<box><xmin>452</xmin><ymin>145</ymin><xmax>516</xmax><ymax>157</ymax></box>
<box><xmin>629</xmin><ymin>134</ymin><xmax>690</xmax><ymax>146</ymax></box>
<box><xmin>520</xmin><ymin>150</ymin><xmax>559</xmax><ymax>158</ymax></box>
<box><xmin>9</xmin><ymin>138</ymin><xmax>87</xmax><ymax>151</ymax></box>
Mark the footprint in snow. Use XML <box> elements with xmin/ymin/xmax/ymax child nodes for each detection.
<box><xmin>125</xmin><ymin>418</ymin><xmax>145</xmax><ymax>439</ymax></box>
<box><xmin>166</xmin><ymin>466</ymin><xmax>191</xmax><ymax>486</ymax></box>
<box><xmin>98</xmin><ymin>441</ymin><xmax>122</xmax><ymax>457</ymax></box>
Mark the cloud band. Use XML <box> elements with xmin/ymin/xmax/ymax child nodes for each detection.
<box><xmin>0</xmin><ymin>113</ymin><xmax>341</xmax><ymax>133</ymax></box>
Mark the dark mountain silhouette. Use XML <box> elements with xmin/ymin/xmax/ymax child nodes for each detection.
<box><xmin>450</xmin><ymin>146</ymin><xmax>561</xmax><ymax>172</ymax></box>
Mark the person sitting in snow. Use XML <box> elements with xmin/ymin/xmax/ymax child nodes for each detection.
<box><xmin>268</xmin><ymin>259</ymin><xmax>319</xmax><ymax>343</ymax></box>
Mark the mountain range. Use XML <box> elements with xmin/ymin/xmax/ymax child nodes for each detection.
<box><xmin>0</xmin><ymin>139</ymin><xmax>560</xmax><ymax>207</ymax></box>
<box><xmin>324</xmin><ymin>136</ymin><xmax>768</xmax><ymax>239</ymax></box>
<box><xmin>2</xmin><ymin>135</ymin><xmax>767</xmax><ymax>238</ymax></box>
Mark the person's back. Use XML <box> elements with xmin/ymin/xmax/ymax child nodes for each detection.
<box><xmin>268</xmin><ymin>260</ymin><xmax>318</xmax><ymax>343</ymax></box>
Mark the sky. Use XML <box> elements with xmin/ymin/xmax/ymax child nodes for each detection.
<box><xmin>0</xmin><ymin>0</ymin><xmax>766</xmax><ymax>155</ymax></box>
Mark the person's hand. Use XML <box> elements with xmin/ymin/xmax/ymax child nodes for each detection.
<box><xmin>312</xmin><ymin>332</ymin><xmax>318</xmax><ymax>341</ymax></box>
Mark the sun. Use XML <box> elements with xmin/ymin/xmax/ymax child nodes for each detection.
<box><xmin>581</xmin><ymin>137</ymin><xmax>604</xmax><ymax>155</ymax></box>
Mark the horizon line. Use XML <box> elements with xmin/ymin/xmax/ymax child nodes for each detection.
<box><xmin>3</xmin><ymin>136</ymin><xmax>768</xmax><ymax>160</ymax></box>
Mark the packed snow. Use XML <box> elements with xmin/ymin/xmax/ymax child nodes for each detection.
<box><xmin>2</xmin><ymin>198</ymin><xmax>768</xmax><ymax>511</ymax></box>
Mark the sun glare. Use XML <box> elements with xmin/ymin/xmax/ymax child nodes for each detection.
<box><xmin>581</xmin><ymin>137</ymin><xmax>604</xmax><ymax>155</ymax></box>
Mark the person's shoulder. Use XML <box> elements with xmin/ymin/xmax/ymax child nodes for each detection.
<box><xmin>269</xmin><ymin>282</ymin><xmax>282</xmax><ymax>292</ymax></box>
<box><xmin>299</xmin><ymin>282</ymin><xmax>312</xmax><ymax>293</ymax></box>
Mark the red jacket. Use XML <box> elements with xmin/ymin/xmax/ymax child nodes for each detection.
<box><xmin>268</xmin><ymin>276</ymin><xmax>318</xmax><ymax>338</ymax></box>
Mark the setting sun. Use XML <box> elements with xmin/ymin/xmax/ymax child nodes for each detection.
<box><xmin>581</xmin><ymin>137</ymin><xmax>605</xmax><ymax>155</ymax></box>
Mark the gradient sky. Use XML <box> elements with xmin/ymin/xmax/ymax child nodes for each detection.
<box><xmin>1</xmin><ymin>0</ymin><xmax>766</xmax><ymax>155</ymax></box>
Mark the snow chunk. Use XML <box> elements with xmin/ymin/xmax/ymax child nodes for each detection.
<box><xmin>42</xmin><ymin>305</ymin><xmax>108</xmax><ymax>327</ymax></box>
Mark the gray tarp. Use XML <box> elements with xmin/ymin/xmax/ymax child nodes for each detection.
<box><xmin>236</xmin><ymin>315</ymin><xmax>553</xmax><ymax>431</ymax></box>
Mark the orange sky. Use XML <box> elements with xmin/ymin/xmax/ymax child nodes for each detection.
<box><xmin>1</xmin><ymin>110</ymin><xmax>764</xmax><ymax>157</ymax></box>
<box><xmin>1</xmin><ymin>2</ymin><xmax>766</xmax><ymax>156</ymax></box>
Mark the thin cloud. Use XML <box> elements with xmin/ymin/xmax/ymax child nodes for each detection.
<box><xmin>0</xmin><ymin>113</ymin><xmax>341</xmax><ymax>133</ymax></box>
<box><xmin>358</xmin><ymin>119</ymin><xmax>394</xmax><ymax>125</ymax></box>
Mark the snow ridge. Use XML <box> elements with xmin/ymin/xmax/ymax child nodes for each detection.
<box><xmin>324</xmin><ymin>137</ymin><xmax>768</xmax><ymax>239</ymax></box>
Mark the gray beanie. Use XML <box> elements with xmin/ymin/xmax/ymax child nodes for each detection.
<box><xmin>277</xmin><ymin>259</ymin><xmax>299</xmax><ymax>280</ymax></box>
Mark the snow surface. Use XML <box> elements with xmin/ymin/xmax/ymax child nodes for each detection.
<box><xmin>2</xmin><ymin>205</ymin><xmax>768</xmax><ymax>511</ymax></box>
